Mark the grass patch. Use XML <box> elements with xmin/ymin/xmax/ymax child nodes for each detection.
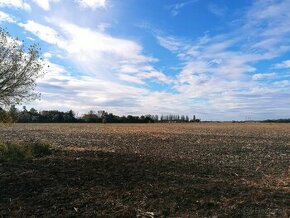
<box><xmin>0</xmin><ymin>141</ymin><xmax>53</xmax><ymax>161</ymax></box>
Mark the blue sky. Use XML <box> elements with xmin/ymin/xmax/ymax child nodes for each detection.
<box><xmin>0</xmin><ymin>0</ymin><xmax>290</xmax><ymax>120</ymax></box>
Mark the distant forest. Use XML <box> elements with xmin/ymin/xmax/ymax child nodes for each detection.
<box><xmin>0</xmin><ymin>106</ymin><xmax>200</xmax><ymax>123</ymax></box>
<box><xmin>260</xmin><ymin>119</ymin><xmax>290</xmax><ymax>123</ymax></box>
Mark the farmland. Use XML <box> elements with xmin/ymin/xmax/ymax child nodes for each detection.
<box><xmin>0</xmin><ymin>123</ymin><xmax>289</xmax><ymax>217</ymax></box>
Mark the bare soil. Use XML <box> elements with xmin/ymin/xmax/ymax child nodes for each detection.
<box><xmin>0</xmin><ymin>123</ymin><xmax>289</xmax><ymax>217</ymax></box>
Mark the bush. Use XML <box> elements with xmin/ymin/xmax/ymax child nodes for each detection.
<box><xmin>29</xmin><ymin>142</ymin><xmax>52</xmax><ymax>158</ymax></box>
<box><xmin>0</xmin><ymin>111</ymin><xmax>14</xmax><ymax>124</ymax></box>
<box><xmin>0</xmin><ymin>141</ymin><xmax>52</xmax><ymax>161</ymax></box>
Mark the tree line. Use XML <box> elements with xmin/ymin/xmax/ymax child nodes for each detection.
<box><xmin>0</xmin><ymin>106</ymin><xmax>200</xmax><ymax>123</ymax></box>
<box><xmin>261</xmin><ymin>119</ymin><xmax>290</xmax><ymax>123</ymax></box>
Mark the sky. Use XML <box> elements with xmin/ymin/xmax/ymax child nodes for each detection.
<box><xmin>0</xmin><ymin>0</ymin><xmax>290</xmax><ymax>120</ymax></box>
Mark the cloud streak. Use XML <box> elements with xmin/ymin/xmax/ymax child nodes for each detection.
<box><xmin>0</xmin><ymin>10</ymin><xmax>16</xmax><ymax>23</ymax></box>
<box><xmin>167</xmin><ymin>0</ymin><xmax>198</xmax><ymax>16</ymax></box>
<box><xmin>75</xmin><ymin>0</ymin><xmax>107</xmax><ymax>9</ymax></box>
<box><xmin>31</xmin><ymin>0</ymin><xmax>59</xmax><ymax>10</ymax></box>
<box><xmin>0</xmin><ymin>0</ymin><xmax>30</xmax><ymax>11</ymax></box>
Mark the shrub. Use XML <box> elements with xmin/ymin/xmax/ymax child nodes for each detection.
<box><xmin>0</xmin><ymin>141</ymin><xmax>52</xmax><ymax>161</ymax></box>
<box><xmin>0</xmin><ymin>111</ymin><xmax>14</xmax><ymax>123</ymax></box>
<box><xmin>28</xmin><ymin>141</ymin><xmax>52</xmax><ymax>158</ymax></box>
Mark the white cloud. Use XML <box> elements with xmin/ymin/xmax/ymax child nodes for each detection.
<box><xmin>97</xmin><ymin>23</ymin><xmax>111</xmax><ymax>32</ymax></box>
<box><xmin>0</xmin><ymin>11</ymin><xmax>15</xmax><ymax>23</ymax></box>
<box><xmin>140</xmin><ymin>71</ymin><xmax>173</xmax><ymax>84</ymax></box>
<box><xmin>274</xmin><ymin>60</ymin><xmax>290</xmax><ymax>69</ymax></box>
<box><xmin>31</xmin><ymin>60</ymin><xmax>153</xmax><ymax>114</ymax></box>
<box><xmin>26</xmin><ymin>36</ymin><xmax>35</xmax><ymax>41</ymax></box>
<box><xmin>43</xmin><ymin>52</ymin><xmax>52</xmax><ymax>59</ymax></box>
<box><xmin>167</xmin><ymin>0</ymin><xmax>198</xmax><ymax>16</ymax></box>
<box><xmin>31</xmin><ymin>0</ymin><xmax>59</xmax><ymax>11</ymax></box>
<box><xmin>19</xmin><ymin>20</ymin><xmax>61</xmax><ymax>45</ymax></box>
<box><xmin>156</xmin><ymin>35</ymin><xmax>188</xmax><ymax>52</ymax></box>
<box><xmin>208</xmin><ymin>3</ymin><xmax>226</xmax><ymax>17</ymax></box>
<box><xmin>34</xmin><ymin>62</ymin><xmax>197</xmax><ymax>116</ymax></box>
<box><xmin>157</xmin><ymin>0</ymin><xmax>290</xmax><ymax>119</ymax></box>
<box><xmin>56</xmin><ymin>21</ymin><xmax>157</xmax><ymax>79</ymax></box>
<box><xmin>75</xmin><ymin>0</ymin><xmax>107</xmax><ymax>9</ymax></box>
<box><xmin>252</xmin><ymin>73</ymin><xmax>277</xmax><ymax>80</ymax></box>
<box><xmin>273</xmin><ymin>80</ymin><xmax>290</xmax><ymax>87</ymax></box>
<box><xmin>19</xmin><ymin>19</ymin><xmax>171</xmax><ymax>85</ymax></box>
<box><xmin>18</xmin><ymin>19</ymin><xmax>175</xmax><ymax>113</ymax></box>
<box><xmin>0</xmin><ymin>0</ymin><xmax>30</xmax><ymax>11</ymax></box>
<box><xmin>118</xmin><ymin>74</ymin><xmax>145</xmax><ymax>85</ymax></box>
<box><xmin>119</xmin><ymin>68</ymin><xmax>172</xmax><ymax>85</ymax></box>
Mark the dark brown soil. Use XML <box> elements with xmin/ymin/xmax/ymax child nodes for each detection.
<box><xmin>0</xmin><ymin>123</ymin><xmax>289</xmax><ymax>217</ymax></box>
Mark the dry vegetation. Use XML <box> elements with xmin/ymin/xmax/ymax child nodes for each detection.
<box><xmin>0</xmin><ymin>141</ymin><xmax>52</xmax><ymax>162</ymax></box>
<box><xmin>0</xmin><ymin>123</ymin><xmax>289</xmax><ymax>217</ymax></box>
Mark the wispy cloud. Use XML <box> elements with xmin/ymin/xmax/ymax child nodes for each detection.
<box><xmin>19</xmin><ymin>20</ymin><xmax>61</xmax><ymax>45</ymax></box>
<box><xmin>208</xmin><ymin>3</ymin><xmax>226</xmax><ymax>17</ymax></box>
<box><xmin>75</xmin><ymin>0</ymin><xmax>107</xmax><ymax>10</ymax></box>
<box><xmin>168</xmin><ymin>0</ymin><xmax>198</xmax><ymax>16</ymax></box>
<box><xmin>274</xmin><ymin>60</ymin><xmax>290</xmax><ymax>69</ymax></box>
<box><xmin>252</xmin><ymin>73</ymin><xmax>277</xmax><ymax>80</ymax></box>
<box><xmin>0</xmin><ymin>10</ymin><xmax>16</xmax><ymax>23</ymax></box>
<box><xmin>156</xmin><ymin>35</ymin><xmax>189</xmax><ymax>52</ymax></box>
<box><xmin>20</xmin><ymin>18</ymin><xmax>171</xmax><ymax>84</ymax></box>
<box><xmin>31</xmin><ymin>0</ymin><xmax>59</xmax><ymax>11</ymax></box>
<box><xmin>0</xmin><ymin>0</ymin><xmax>30</xmax><ymax>11</ymax></box>
<box><xmin>157</xmin><ymin>0</ymin><xmax>290</xmax><ymax>119</ymax></box>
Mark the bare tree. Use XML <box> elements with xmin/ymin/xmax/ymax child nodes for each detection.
<box><xmin>0</xmin><ymin>28</ymin><xmax>44</xmax><ymax>106</ymax></box>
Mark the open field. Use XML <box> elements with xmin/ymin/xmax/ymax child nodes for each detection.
<box><xmin>0</xmin><ymin>123</ymin><xmax>289</xmax><ymax>217</ymax></box>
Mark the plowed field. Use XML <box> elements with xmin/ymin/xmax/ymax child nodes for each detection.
<box><xmin>0</xmin><ymin>123</ymin><xmax>289</xmax><ymax>217</ymax></box>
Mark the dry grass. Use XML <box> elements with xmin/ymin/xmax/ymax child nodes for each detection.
<box><xmin>0</xmin><ymin>141</ymin><xmax>52</xmax><ymax>161</ymax></box>
<box><xmin>0</xmin><ymin>123</ymin><xmax>289</xmax><ymax>217</ymax></box>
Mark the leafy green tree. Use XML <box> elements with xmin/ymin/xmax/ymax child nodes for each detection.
<box><xmin>9</xmin><ymin>105</ymin><xmax>18</xmax><ymax>122</ymax></box>
<box><xmin>82</xmin><ymin>110</ymin><xmax>100</xmax><ymax>123</ymax></box>
<box><xmin>29</xmin><ymin>108</ymin><xmax>38</xmax><ymax>115</ymax></box>
<box><xmin>18</xmin><ymin>110</ymin><xmax>32</xmax><ymax>123</ymax></box>
<box><xmin>63</xmin><ymin>110</ymin><xmax>76</xmax><ymax>122</ymax></box>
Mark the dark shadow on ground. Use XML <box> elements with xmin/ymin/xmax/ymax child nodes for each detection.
<box><xmin>0</xmin><ymin>150</ymin><xmax>289</xmax><ymax>217</ymax></box>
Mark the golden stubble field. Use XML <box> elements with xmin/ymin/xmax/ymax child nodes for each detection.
<box><xmin>0</xmin><ymin>123</ymin><xmax>289</xmax><ymax>217</ymax></box>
